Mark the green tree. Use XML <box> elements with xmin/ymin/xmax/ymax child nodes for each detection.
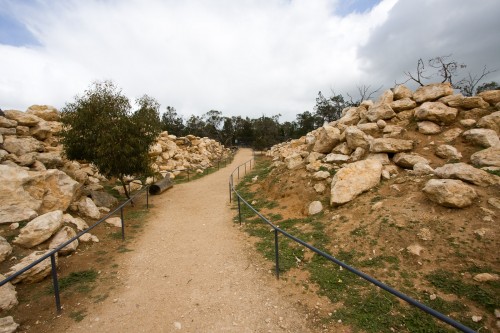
<box><xmin>161</xmin><ymin>106</ymin><xmax>185</xmax><ymax>135</ymax></box>
<box><xmin>60</xmin><ymin>81</ymin><xmax>162</xmax><ymax>199</ymax></box>
<box><xmin>314</xmin><ymin>91</ymin><xmax>345</xmax><ymax>124</ymax></box>
<box><xmin>476</xmin><ymin>81</ymin><xmax>500</xmax><ymax>94</ymax></box>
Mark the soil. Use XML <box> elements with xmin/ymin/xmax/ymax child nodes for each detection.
<box><xmin>4</xmin><ymin>148</ymin><xmax>333</xmax><ymax>332</ymax></box>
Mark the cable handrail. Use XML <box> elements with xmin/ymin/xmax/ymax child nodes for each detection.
<box><xmin>229</xmin><ymin>156</ymin><xmax>475</xmax><ymax>333</ymax></box>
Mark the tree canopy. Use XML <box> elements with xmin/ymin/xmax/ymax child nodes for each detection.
<box><xmin>60</xmin><ymin>80</ymin><xmax>162</xmax><ymax>198</ymax></box>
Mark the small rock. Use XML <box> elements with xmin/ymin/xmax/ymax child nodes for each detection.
<box><xmin>313</xmin><ymin>183</ymin><xmax>326</xmax><ymax>193</ymax></box>
<box><xmin>371</xmin><ymin>201</ymin><xmax>383</xmax><ymax>210</ymax></box>
<box><xmin>174</xmin><ymin>321</ymin><xmax>182</xmax><ymax>330</ymax></box>
<box><xmin>106</xmin><ymin>217</ymin><xmax>122</xmax><ymax>228</ymax></box>
<box><xmin>474</xmin><ymin>228</ymin><xmax>489</xmax><ymax>238</ymax></box>
<box><xmin>308</xmin><ymin>201</ymin><xmax>323</xmax><ymax>216</ymax></box>
<box><xmin>473</xmin><ymin>273</ymin><xmax>499</xmax><ymax>282</ymax></box>
<box><xmin>471</xmin><ymin>315</ymin><xmax>482</xmax><ymax>323</ymax></box>
<box><xmin>0</xmin><ymin>316</ymin><xmax>19</xmax><ymax>333</ymax></box>
<box><xmin>9</xmin><ymin>223</ymin><xmax>19</xmax><ymax>230</ymax></box>
<box><xmin>429</xmin><ymin>294</ymin><xmax>437</xmax><ymax>300</ymax></box>
<box><xmin>376</xmin><ymin>119</ymin><xmax>386</xmax><ymax>129</ymax></box>
<box><xmin>407</xmin><ymin>244</ymin><xmax>424</xmax><ymax>256</ymax></box>
<box><xmin>495</xmin><ymin>308</ymin><xmax>500</xmax><ymax>318</ymax></box>
<box><xmin>418</xmin><ymin>228</ymin><xmax>432</xmax><ymax>241</ymax></box>
<box><xmin>488</xmin><ymin>198</ymin><xmax>500</xmax><ymax>210</ymax></box>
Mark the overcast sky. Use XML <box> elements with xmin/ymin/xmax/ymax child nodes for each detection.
<box><xmin>1</xmin><ymin>0</ymin><xmax>499</xmax><ymax>122</ymax></box>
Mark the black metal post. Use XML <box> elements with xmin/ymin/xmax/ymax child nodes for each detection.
<box><xmin>238</xmin><ymin>167</ymin><xmax>240</xmax><ymax>179</ymax></box>
<box><xmin>237</xmin><ymin>196</ymin><xmax>242</xmax><ymax>225</ymax></box>
<box><xmin>120</xmin><ymin>207</ymin><xmax>125</xmax><ymax>240</ymax></box>
<box><xmin>229</xmin><ymin>182</ymin><xmax>232</xmax><ymax>203</ymax></box>
<box><xmin>50</xmin><ymin>254</ymin><xmax>62</xmax><ymax>313</ymax></box>
<box><xmin>274</xmin><ymin>229</ymin><xmax>280</xmax><ymax>279</ymax></box>
<box><xmin>218</xmin><ymin>160</ymin><xmax>220</xmax><ymax>170</ymax></box>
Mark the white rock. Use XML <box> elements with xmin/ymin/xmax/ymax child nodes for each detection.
<box><xmin>462</xmin><ymin>128</ymin><xmax>500</xmax><ymax>148</ymax></box>
<box><xmin>0</xmin><ymin>274</ymin><xmax>18</xmax><ymax>311</ymax></box>
<box><xmin>435</xmin><ymin>145</ymin><xmax>462</xmax><ymax>160</ymax></box>
<box><xmin>471</xmin><ymin>146</ymin><xmax>500</xmax><ymax>167</ymax></box>
<box><xmin>473</xmin><ymin>273</ymin><xmax>499</xmax><ymax>282</ymax></box>
<box><xmin>7</xmin><ymin>250</ymin><xmax>57</xmax><ymax>284</ymax></box>
<box><xmin>0</xmin><ymin>237</ymin><xmax>12</xmax><ymax>263</ymax></box>
<box><xmin>308</xmin><ymin>201</ymin><xmax>323</xmax><ymax>215</ymax></box>
<box><xmin>414</xmin><ymin>102</ymin><xmax>458</xmax><ymax>125</ymax></box>
<box><xmin>423</xmin><ymin>179</ymin><xmax>477</xmax><ymax>208</ymax></box>
<box><xmin>413</xmin><ymin>83</ymin><xmax>454</xmax><ymax>103</ymax></box>
<box><xmin>407</xmin><ymin>244</ymin><xmax>424</xmax><ymax>256</ymax></box>
<box><xmin>313</xmin><ymin>171</ymin><xmax>330</xmax><ymax>180</ymax></box>
<box><xmin>78</xmin><ymin>197</ymin><xmax>101</xmax><ymax>219</ymax></box>
<box><xmin>434</xmin><ymin>163</ymin><xmax>499</xmax><ymax>186</ymax></box>
<box><xmin>0</xmin><ymin>316</ymin><xmax>19</xmax><ymax>333</ymax></box>
<box><xmin>63</xmin><ymin>214</ymin><xmax>89</xmax><ymax>231</ymax></box>
<box><xmin>13</xmin><ymin>210</ymin><xmax>63</xmax><ymax>248</ymax></box>
<box><xmin>106</xmin><ymin>217</ymin><xmax>122</xmax><ymax>228</ymax></box>
<box><xmin>49</xmin><ymin>226</ymin><xmax>78</xmax><ymax>255</ymax></box>
<box><xmin>313</xmin><ymin>183</ymin><xmax>326</xmax><ymax>193</ymax></box>
<box><xmin>417</xmin><ymin>121</ymin><xmax>441</xmax><ymax>135</ymax></box>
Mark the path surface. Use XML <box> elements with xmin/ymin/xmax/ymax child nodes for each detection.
<box><xmin>66</xmin><ymin>149</ymin><xmax>312</xmax><ymax>333</ymax></box>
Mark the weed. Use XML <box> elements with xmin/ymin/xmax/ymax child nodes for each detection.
<box><xmin>117</xmin><ymin>246</ymin><xmax>133</xmax><ymax>253</ymax></box>
<box><xmin>69</xmin><ymin>310</ymin><xmax>86</xmax><ymax>322</ymax></box>
<box><xmin>48</xmin><ymin>270</ymin><xmax>98</xmax><ymax>294</ymax></box>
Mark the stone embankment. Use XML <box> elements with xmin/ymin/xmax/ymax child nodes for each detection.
<box><xmin>0</xmin><ymin>105</ymin><xmax>229</xmax><ymax>331</ymax></box>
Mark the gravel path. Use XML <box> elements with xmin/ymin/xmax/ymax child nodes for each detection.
<box><xmin>65</xmin><ymin>148</ymin><xmax>312</xmax><ymax>333</ymax></box>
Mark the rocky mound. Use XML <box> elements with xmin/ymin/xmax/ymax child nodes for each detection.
<box><xmin>0</xmin><ymin>105</ymin><xmax>229</xmax><ymax>324</ymax></box>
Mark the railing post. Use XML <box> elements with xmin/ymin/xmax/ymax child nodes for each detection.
<box><xmin>237</xmin><ymin>196</ymin><xmax>242</xmax><ymax>225</ymax></box>
<box><xmin>229</xmin><ymin>182</ymin><xmax>232</xmax><ymax>203</ymax></box>
<box><xmin>274</xmin><ymin>229</ymin><xmax>280</xmax><ymax>279</ymax></box>
<box><xmin>244</xmin><ymin>162</ymin><xmax>247</xmax><ymax>175</ymax></box>
<box><xmin>50</xmin><ymin>254</ymin><xmax>62</xmax><ymax>313</ymax></box>
<box><xmin>146</xmin><ymin>187</ymin><xmax>149</xmax><ymax>209</ymax></box>
<box><xmin>218</xmin><ymin>160</ymin><xmax>220</xmax><ymax>170</ymax></box>
<box><xmin>120</xmin><ymin>207</ymin><xmax>125</xmax><ymax>240</ymax></box>
<box><xmin>238</xmin><ymin>167</ymin><xmax>240</xmax><ymax>179</ymax></box>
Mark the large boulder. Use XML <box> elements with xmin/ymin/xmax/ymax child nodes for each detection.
<box><xmin>370</xmin><ymin>138</ymin><xmax>414</xmax><ymax>153</ymax></box>
<box><xmin>36</xmin><ymin>152</ymin><xmax>64</xmax><ymax>168</ymax></box>
<box><xmin>366</xmin><ymin>104</ymin><xmax>396</xmax><ymax>122</ymax></box>
<box><xmin>7</xmin><ymin>250</ymin><xmax>57</xmax><ymax>284</ymax></box>
<box><xmin>462</xmin><ymin>128</ymin><xmax>500</xmax><ymax>148</ymax></box>
<box><xmin>308</xmin><ymin>201</ymin><xmax>323</xmax><ymax>216</ymax></box>
<box><xmin>49</xmin><ymin>226</ymin><xmax>78</xmax><ymax>255</ymax></box>
<box><xmin>413</xmin><ymin>83</ymin><xmax>454</xmax><ymax>103</ymax></box>
<box><xmin>2</xmin><ymin>136</ymin><xmax>44</xmax><ymax>156</ymax></box>
<box><xmin>414</xmin><ymin>102</ymin><xmax>458</xmax><ymax>125</ymax></box>
<box><xmin>285</xmin><ymin>153</ymin><xmax>304</xmax><ymax>170</ymax></box>
<box><xmin>29</xmin><ymin>120</ymin><xmax>53</xmax><ymax>140</ymax></box>
<box><xmin>337</xmin><ymin>107</ymin><xmax>361</xmax><ymax>126</ymax></box>
<box><xmin>30</xmin><ymin>169</ymin><xmax>81</xmax><ymax>214</ymax></box>
<box><xmin>477</xmin><ymin>111</ymin><xmax>500</xmax><ymax>134</ymax></box>
<box><xmin>312</xmin><ymin>126</ymin><xmax>341</xmax><ymax>153</ymax></box>
<box><xmin>435</xmin><ymin>145</ymin><xmax>462</xmax><ymax>160</ymax></box>
<box><xmin>0</xmin><ymin>116</ymin><xmax>17</xmax><ymax>128</ymax></box>
<box><xmin>88</xmin><ymin>191</ymin><xmax>118</xmax><ymax>208</ymax></box>
<box><xmin>393</xmin><ymin>153</ymin><xmax>429</xmax><ymax>169</ymax></box>
<box><xmin>63</xmin><ymin>214</ymin><xmax>89</xmax><ymax>231</ymax></box>
<box><xmin>0</xmin><ymin>316</ymin><xmax>19</xmax><ymax>333</ymax></box>
<box><xmin>0</xmin><ymin>274</ymin><xmax>18</xmax><ymax>311</ymax></box>
<box><xmin>26</xmin><ymin>105</ymin><xmax>60</xmax><ymax>121</ymax></box>
<box><xmin>0</xmin><ymin>165</ymin><xmax>41</xmax><ymax>224</ymax></box>
<box><xmin>345</xmin><ymin>126</ymin><xmax>371</xmax><ymax>150</ymax></box>
<box><xmin>390</xmin><ymin>98</ymin><xmax>417</xmax><ymax>112</ymax></box>
<box><xmin>478</xmin><ymin>89</ymin><xmax>500</xmax><ymax>105</ymax></box>
<box><xmin>422</xmin><ymin>179</ymin><xmax>477</xmax><ymax>208</ymax></box>
<box><xmin>13</xmin><ymin>210</ymin><xmax>63</xmax><ymax>248</ymax></box>
<box><xmin>330</xmin><ymin>160</ymin><xmax>382</xmax><ymax>206</ymax></box>
<box><xmin>434</xmin><ymin>163</ymin><xmax>499</xmax><ymax>187</ymax></box>
<box><xmin>392</xmin><ymin>85</ymin><xmax>413</xmax><ymax>100</ymax></box>
<box><xmin>77</xmin><ymin>197</ymin><xmax>101</xmax><ymax>219</ymax></box>
<box><xmin>3</xmin><ymin>109</ymin><xmax>42</xmax><ymax>127</ymax></box>
<box><xmin>0</xmin><ymin>236</ymin><xmax>12</xmax><ymax>263</ymax></box>
<box><xmin>470</xmin><ymin>147</ymin><xmax>500</xmax><ymax>167</ymax></box>
<box><xmin>417</xmin><ymin>121</ymin><xmax>441</xmax><ymax>134</ymax></box>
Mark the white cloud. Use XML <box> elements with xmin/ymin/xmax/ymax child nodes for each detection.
<box><xmin>1</xmin><ymin>0</ymin><xmax>498</xmax><ymax>122</ymax></box>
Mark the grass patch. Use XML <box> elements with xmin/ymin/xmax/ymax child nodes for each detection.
<box><xmin>69</xmin><ymin>310</ymin><xmax>87</xmax><ymax>322</ymax></box>
<box><xmin>117</xmin><ymin>246</ymin><xmax>133</xmax><ymax>253</ymax></box>
<box><xmin>48</xmin><ymin>270</ymin><xmax>98</xmax><ymax>294</ymax></box>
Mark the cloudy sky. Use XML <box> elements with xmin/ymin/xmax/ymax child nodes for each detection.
<box><xmin>1</xmin><ymin>0</ymin><xmax>499</xmax><ymax>121</ymax></box>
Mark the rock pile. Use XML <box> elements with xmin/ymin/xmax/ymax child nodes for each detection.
<box><xmin>0</xmin><ymin>105</ymin><xmax>230</xmax><ymax>325</ymax></box>
<box><xmin>267</xmin><ymin>83</ymin><xmax>500</xmax><ymax>211</ymax></box>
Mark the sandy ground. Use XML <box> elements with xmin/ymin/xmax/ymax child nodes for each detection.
<box><xmin>63</xmin><ymin>148</ymin><xmax>312</xmax><ymax>333</ymax></box>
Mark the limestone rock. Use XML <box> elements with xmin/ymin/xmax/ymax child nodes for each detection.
<box><xmin>393</xmin><ymin>153</ymin><xmax>429</xmax><ymax>169</ymax></box>
<box><xmin>390</xmin><ymin>98</ymin><xmax>416</xmax><ymax>112</ymax></box>
<box><xmin>376</xmin><ymin>120</ymin><xmax>386</xmax><ymax>129</ymax></box>
<box><xmin>440</xmin><ymin>128</ymin><xmax>463</xmax><ymax>143</ymax></box>
<box><xmin>473</xmin><ymin>273</ymin><xmax>499</xmax><ymax>282</ymax></box>
<box><xmin>77</xmin><ymin>197</ymin><xmax>101</xmax><ymax>219</ymax></box>
<box><xmin>478</xmin><ymin>89</ymin><xmax>500</xmax><ymax>105</ymax></box>
<box><xmin>370</xmin><ymin>138</ymin><xmax>414</xmax><ymax>153</ymax></box>
<box><xmin>106</xmin><ymin>217</ymin><xmax>122</xmax><ymax>228</ymax></box>
<box><xmin>26</xmin><ymin>105</ymin><xmax>60</xmax><ymax>121</ymax></box>
<box><xmin>477</xmin><ymin>111</ymin><xmax>500</xmax><ymax>134</ymax></box>
<box><xmin>407</xmin><ymin>244</ymin><xmax>424</xmax><ymax>256</ymax></box>
<box><xmin>337</xmin><ymin>107</ymin><xmax>361</xmax><ymax>126</ymax></box>
<box><xmin>366</xmin><ymin>104</ymin><xmax>396</xmax><ymax>122</ymax></box>
<box><xmin>332</xmin><ymin>142</ymin><xmax>352</xmax><ymax>155</ymax></box>
<box><xmin>29</xmin><ymin>120</ymin><xmax>53</xmax><ymax>140</ymax></box>
<box><xmin>462</xmin><ymin>128</ymin><xmax>500</xmax><ymax>148</ymax></box>
<box><xmin>36</xmin><ymin>152</ymin><xmax>64</xmax><ymax>168</ymax></box>
<box><xmin>0</xmin><ymin>237</ymin><xmax>12</xmax><ymax>263</ymax></box>
<box><xmin>63</xmin><ymin>214</ymin><xmax>89</xmax><ymax>231</ymax></box>
<box><xmin>13</xmin><ymin>210</ymin><xmax>63</xmax><ymax>248</ymax></box>
<box><xmin>377</xmin><ymin>90</ymin><xmax>394</xmax><ymax>105</ymax></box>
<box><xmin>350</xmin><ymin>147</ymin><xmax>366</xmax><ymax>162</ymax></box>
<box><xmin>49</xmin><ymin>226</ymin><xmax>78</xmax><ymax>255</ymax></box>
<box><xmin>458</xmin><ymin>96</ymin><xmax>489</xmax><ymax>109</ymax></box>
<box><xmin>308</xmin><ymin>201</ymin><xmax>323</xmax><ymax>215</ymax></box>
<box><xmin>2</xmin><ymin>136</ymin><xmax>44</xmax><ymax>156</ymax></box>
<box><xmin>414</xmin><ymin>102</ymin><xmax>458</xmax><ymax>125</ymax></box>
<box><xmin>80</xmin><ymin>233</ymin><xmax>99</xmax><ymax>242</ymax></box>
<box><xmin>0</xmin><ymin>116</ymin><xmax>17</xmax><ymax>128</ymax></box>
<box><xmin>422</xmin><ymin>179</ymin><xmax>477</xmax><ymax>208</ymax></box>
<box><xmin>324</xmin><ymin>153</ymin><xmax>350</xmax><ymax>164</ymax></box>
<box><xmin>3</xmin><ymin>109</ymin><xmax>42</xmax><ymax>126</ymax></box>
<box><xmin>413</xmin><ymin>163</ymin><xmax>434</xmax><ymax>175</ymax></box>
<box><xmin>313</xmin><ymin>183</ymin><xmax>326</xmax><ymax>193</ymax></box>
<box><xmin>88</xmin><ymin>191</ymin><xmax>118</xmax><ymax>208</ymax></box>
<box><xmin>417</xmin><ymin>121</ymin><xmax>441</xmax><ymax>134</ymax></box>
<box><xmin>434</xmin><ymin>163</ymin><xmax>499</xmax><ymax>186</ymax></box>
<box><xmin>460</xmin><ymin>119</ymin><xmax>477</xmax><ymax>128</ymax></box>
<box><xmin>330</xmin><ymin>160</ymin><xmax>382</xmax><ymax>206</ymax></box>
<box><xmin>113</xmin><ymin>181</ymin><xmax>142</xmax><ymax>195</ymax></box>
<box><xmin>312</xmin><ymin>126</ymin><xmax>341</xmax><ymax>153</ymax></box>
<box><xmin>0</xmin><ymin>274</ymin><xmax>18</xmax><ymax>311</ymax></box>
<box><xmin>0</xmin><ymin>316</ymin><xmax>19</xmax><ymax>333</ymax></box>
<box><xmin>34</xmin><ymin>169</ymin><xmax>81</xmax><ymax>214</ymax></box>
<box><xmin>471</xmin><ymin>147</ymin><xmax>500</xmax><ymax>167</ymax></box>
<box><xmin>417</xmin><ymin>228</ymin><xmax>432</xmax><ymax>241</ymax></box>
<box><xmin>357</xmin><ymin>123</ymin><xmax>380</xmax><ymax>135</ymax></box>
<box><xmin>148</xmin><ymin>143</ymin><xmax>163</xmax><ymax>156</ymax></box>
<box><xmin>285</xmin><ymin>153</ymin><xmax>304</xmax><ymax>170</ymax></box>
<box><xmin>435</xmin><ymin>145</ymin><xmax>462</xmax><ymax>160</ymax></box>
<box><xmin>306</xmin><ymin>152</ymin><xmax>326</xmax><ymax>164</ymax></box>
<box><xmin>488</xmin><ymin>198</ymin><xmax>500</xmax><ymax>209</ymax></box>
<box><xmin>413</xmin><ymin>83</ymin><xmax>454</xmax><ymax>103</ymax></box>
<box><xmin>392</xmin><ymin>85</ymin><xmax>413</xmax><ymax>100</ymax></box>
<box><xmin>313</xmin><ymin>171</ymin><xmax>330</xmax><ymax>180</ymax></box>
<box><xmin>7</xmin><ymin>250</ymin><xmax>57</xmax><ymax>284</ymax></box>
<box><xmin>345</xmin><ymin>126</ymin><xmax>371</xmax><ymax>150</ymax></box>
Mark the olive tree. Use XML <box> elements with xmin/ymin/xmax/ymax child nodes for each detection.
<box><xmin>60</xmin><ymin>81</ymin><xmax>162</xmax><ymax>199</ymax></box>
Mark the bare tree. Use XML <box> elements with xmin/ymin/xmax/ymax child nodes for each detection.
<box><xmin>456</xmin><ymin>66</ymin><xmax>498</xmax><ymax>96</ymax></box>
<box><xmin>428</xmin><ymin>54</ymin><xmax>466</xmax><ymax>85</ymax></box>
<box><xmin>346</xmin><ymin>84</ymin><xmax>383</xmax><ymax>106</ymax></box>
<box><xmin>400</xmin><ymin>58</ymin><xmax>430</xmax><ymax>86</ymax></box>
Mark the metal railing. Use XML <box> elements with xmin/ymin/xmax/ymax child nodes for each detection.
<box><xmin>0</xmin><ymin>186</ymin><xmax>150</xmax><ymax>313</ymax></box>
<box><xmin>229</xmin><ymin>157</ymin><xmax>475</xmax><ymax>333</ymax></box>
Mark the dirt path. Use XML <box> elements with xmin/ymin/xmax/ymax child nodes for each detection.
<box><xmin>64</xmin><ymin>149</ymin><xmax>312</xmax><ymax>333</ymax></box>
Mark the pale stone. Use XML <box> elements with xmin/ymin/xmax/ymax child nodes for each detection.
<box><xmin>392</xmin><ymin>85</ymin><xmax>413</xmax><ymax>100</ymax></box>
<box><xmin>413</xmin><ymin>163</ymin><xmax>434</xmax><ymax>175</ymax></box>
<box><xmin>376</xmin><ymin>119</ymin><xmax>386</xmax><ymax>129</ymax></box>
<box><xmin>418</xmin><ymin>228</ymin><xmax>432</xmax><ymax>241</ymax></box>
<box><xmin>148</xmin><ymin>143</ymin><xmax>163</xmax><ymax>156</ymax></box>
<box><xmin>0</xmin><ymin>116</ymin><xmax>17</xmax><ymax>128</ymax></box>
<box><xmin>324</xmin><ymin>153</ymin><xmax>350</xmax><ymax>164</ymax></box>
<box><xmin>390</xmin><ymin>98</ymin><xmax>416</xmax><ymax>112</ymax></box>
<box><xmin>2</xmin><ymin>136</ymin><xmax>44</xmax><ymax>156</ymax></box>
<box><xmin>106</xmin><ymin>217</ymin><xmax>122</xmax><ymax>228</ymax></box>
<box><xmin>393</xmin><ymin>153</ymin><xmax>429</xmax><ymax>169</ymax></box>
<box><xmin>0</xmin><ymin>316</ymin><xmax>19</xmax><ymax>333</ymax></box>
<box><xmin>49</xmin><ymin>226</ymin><xmax>78</xmax><ymax>255</ymax></box>
<box><xmin>407</xmin><ymin>244</ymin><xmax>424</xmax><ymax>256</ymax></box>
<box><xmin>7</xmin><ymin>250</ymin><xmax>57</xmax><ymax>284</ymax></box>
<box><xmin>0</xmin><ymin>127</ymin><xmax>16</xmax><ymax>135</ymax></box>
<box><xmin>80</xmin><ymin>233</ymin><xmax>99</xmax><ymax>243</ymax></box>
<box><xmin>488</xmin><ymin>198</ymin><xmax>500</xmax><ymax>210</ymax></box>
<box><xmin>434</xmin><ymin>163</ymin><xmax>499</xmax><ymax>186</ymax></box>
<box><xmin>417</xmin><ymin>121</ymin><xmax>441</xmax><ymax>134</ymax></box>
<box><xmin>440</xmin><ymin>128</ymin><xmax>463</xmax><ymax>144</ymax></box>
<box><xmin>330</xmin><ymin>160</ymin><xmax>382</xmax><ymax>206</ymax></box>
<box><xmin>313</xmin><ymin>183</ymin><xmax>326</xmax><ymax>193</ymax></box>
<box><xmin>460</xmin><ymin>119</ymin><xmax>477</xmax><ymax>128</ymax></box>
<box><xmin>471</xmin><ymin>316</ymin><xmax>482</xmax><ymax>323</ymax></box>
<box><xmin>285</xmin><ymin>153</ymin><xmax>304</xmax><ymax>170</ymax></box>
<box><xmin>357</xmin><ymin>123</ymin><xmax>380</xmax><ymax>135</ymax></box>
<box><xmin>435</xmin><ymin>145</ymin><xmax>462</xmax><ymax>160</ymax></box>
<box><xmin>63</xmin><ymin>214</ymin><xmax>89</xmax><ymax>231</ymax></box>
<box><xmin>332</xmin><ymin>143</ymin><xmax>352</xmax><ymax>155</ymax></box>
<box><xmin>473</xmin><ymin>273</ymin><xmax>499</xmax><ymax>282</ymax></box>
<box><xmin>0</xmin><ymin>274</ymin><xmax>18</xmax><ymax>311</ymax></box>
<box><xmin>0</xmin><ymin>237</ymin><xmax>12</xmax><ymax>263</ymax></box>
<box><xmin>337</xmin><ymin>107</ymin><xmax>361</xmax><ymax>126</ymax></box>
<box><xmin>312</xmin><ymin>126</ymin><xmax>341</xmax><ymax>153</ymax></box>
<box><xmin>462</xmin><ymin>128</ymin><xmax>500</xmax><ymax>148</ymax></box>
<box><xmin>113</xmin><ymin>181</ymin><xmax>142</xmax><ymax>195</ymax></box>
<box><xmin>477</xmin><ymin>111</ymin><xmax>500</xmax><ymax>134</ymax></box>
<box><xmin>471</xmin><ymin>147</ymin><xmax>500</xmax><ymax>167</ymax></box>
<box><xmin>30</xmin><ymin>120</ymin><xmax>53</xmax><ymax>140</ymax></box>
<box><xmin>478</xmin><ymin>89</ymin><xmax>500</xmax><ymax>105</ymax></box>
<box><xmin>413</xmin><ymin>83</ymin><xmax>454</xmax><ymax>103</ymax></box>
<box><xmin>33</xmin><ymin>169</ymin><xmax>81</xmax><ymax>214</ymax></box>
<box><xmin>306</xmin><ymin>160</ymin><xmax>322</xmax><ymax>172</ymax></box>
<box><xmin>308</xmin><ymin>201</ymin><xmax>323</xmax><ymax>215</ymax></box>
<box><xmin>366</xmin><ymin>104</ymin><xmax>396</xmax><ymax>122</ymax></box>
<box><xmin>305</xmin><ymin>152</ymin><xmax>326</xmax><ymax>164</ymax></box>
<box><xmin>457</xmin><ymin>96</ymin><xmax>489</xmax><ymax>109</ymax></box>
<box><xmin>474</xmin><ymin>228</ymin><xmax>488</xmax><ymax>238</ymax></box>
<box><xmin>350</xmin><ymin>147</ymin><xmax>366</xmax><ymax>162</ymax></box>
<box><xmin>366</xmin><ymin>153</ymin><xmax>390</xmax><ymax>165</ymax></box>
<box><xmin>414</xmin><ymin>102</ymin><xmax>458</xmax><ymax>125</ymax></box>
<box><xmin>3</xmin><ymin>109</ymin><xmax>42</xmax><ymax>126</ymax></box>
<box><xmin>439</xmin><ymin>94</ymin><xmax>464</xmax><ymax>107</ymax></box>
<box><xmin>377</xmin><ymin>89</ymin><xmax>394</xmax><ymax>105</ymax></box>
<box><xmin>78</xmin><ymin>197</ymin><xmax>101</xmax><ymax>219</ymax></box>
<box><xmin>36</xmin><ymin>152</ymin><xmax>63</xmax><ymax>168</ymax></box>
<box><xmin>313</xmin><ymin>171</ymin><xmax>330</xmax><ymax>180</ymax></box>
<box><xmin>370</xmin><ymin>138</ymin><xmax>414</xmax><ymax>153</ymax></box>
<box><xmin>16</xmin><ymin>125</ymin><xmax>30</xmax><ymax>136</ymax></box>
<box><xmin>89</xmin><ymin>191</ymin><xmax>118</xmax><ymax>208</ymax></box>
<box><xmin>13</xmin><ymin>210</ymin><xmax>63</xmax><ymax>248</ymax></box>
<box><xmin>26</xmin><ymin>105</ymin><xmax>60</xmax><ymax>121</ymax></box>
<box><xmin>422</xmin><ymin>179</ymin><xmax>477</xmax><ymax>208</ymax></box>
